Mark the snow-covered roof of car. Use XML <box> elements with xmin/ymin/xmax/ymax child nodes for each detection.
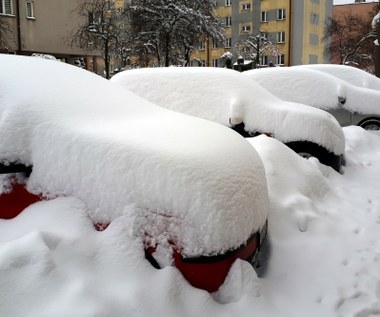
<box><xmin>298</xmin><ymin>64</ymin><xmax>380</xmax><ymax>91</ymax></box>
<box><xmin>244</xmin><ymin>66</ymin><xmax>380</xmax><ymax>117</ymax></box>
<box><xmin>0</xmin><ymin>54</ymin><xmax>268</xmax><ymax>258</ymax></box>
<box><xmin>111</xmin><ymin>67</ymin><xmax>345</xmax><ymax>156</ymax></box>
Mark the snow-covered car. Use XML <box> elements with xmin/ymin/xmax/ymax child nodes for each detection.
<box><xmin>111</xmin><ymin>67</ymin><xmax>345</xmax><ymax>172</ymax></box>
<box><xmin>244</xmin><ymin>66</ymin><xmax>380</xmax><ymax>130</ymax></box>
<box><xmin>0</xmin><ymin>54</ymin><xmax>269</xmax><ymax>293</ymax></box>
<box><xmin>299</xmin><ymin>64</ymin><xmax>380</xmax><ymax>91</ymax></box>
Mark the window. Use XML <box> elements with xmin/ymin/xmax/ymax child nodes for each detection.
<box><xmin>311</xmin><ymin>13</ymin><xmax>319</xmax><ymax>24</ymax></box>
<box><xmin>225</xmin><ymin>0</ymin><xmax>231</xmax><ymax>6</ymax></box>
<box><xmin>277</xmin><ymin>8</ymin><xmax>286</xmax><ymax>20</ymax></box>
<box><xmin>242</xmin><ymin>3</ymin><xmax>251</xmax><ymax>11</ymax></box>
<box><xmin>277</xmin><ymin>32</ymin><xmax>285</xmax><ymax>43</ymax></box>
<box><xmin>198</xmin><ymin>41</ymin><xmax>205</xmax><ymax>50</ymax></box>
<box><xmin>212</xmin><ymin>59</ymin><xmax>218</xmax><ymax>67</ymax></box>
<box><xmin>261</xmin><ymin>11</ymin><xmax>267</xmax><ymax>22</ymax></box>
<box><xmin>260</xmin><ymin>55</ymin><xmax>268</xmax><ymax>66</ymax></box>
<box><xmin>26</xmin><ymin>1</ymin><xmax>34</xmax><ymax>19</ymax></box>
<box><xmin>225</xmin><ymin>37</ymin><xmax>232</xmax><ymax>48</ymax></box>
<box><xmin>276</xmin><ymin>54</ymin><xmax>285</xmax><ymax>65</ymax></box>
<box><xmin>225</xmin><ymin>16</ymin><xmax>231</xmax><ymax>27</ymax></box>
<box><xmin>241</xmin><ymin>25</ymin><xmax>251</xmax><ymax>33</ymax></box>
<box><xmin>89</xmin><ymin>11</ymin><xmax>101</xmax><ymax>26</ymax></box>
<box><xmin>0</xmin><ymin>0</ymin><xmax>13</xmax><ymax>15</ymax></box>
<box><xmin>212</xmin><ymin>39</ymin><xmax>219</xmax><ymax>49</ymax></box>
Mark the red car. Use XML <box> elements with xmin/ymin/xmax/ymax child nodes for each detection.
<box><xmin>0</xmin><ymin>55</ymin><xmax>269</xmax><ymax>292</ymax></box>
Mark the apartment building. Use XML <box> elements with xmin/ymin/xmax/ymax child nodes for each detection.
<box><xmin>191</xmin><ymin>0</ymin><xmax>332</xmax><ymax>67</ymax></box>
<box><xmin>0</xmin><ymin>0</ymin><xmax>103</xmax><ymax>74</ymax></box>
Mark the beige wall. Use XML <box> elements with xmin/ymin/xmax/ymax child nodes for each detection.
<box><xmin>0</xmin><ymin>0</ymin><xmax>103</xmax><ymax>74</ymax></box>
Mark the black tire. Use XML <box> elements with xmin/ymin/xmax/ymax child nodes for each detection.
<box><xmin>285</xmin><ymin>141</ymin><xmax>343</xmax><ymax>173</ymax></box>
<box><xmin>358</xmin><ymin>118</ymin><xmax>380</xmax><ymax>131</ymax></box>
<box><xmin>252</xmin><ymin>234</ymin><xmax>271</xmax><ymax>278</ymax></box>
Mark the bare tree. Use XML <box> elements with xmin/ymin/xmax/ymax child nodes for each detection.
<box><xmin>323</xmin><ymin>10</ymin><xmax>376</xmax><ymax>69</ymax></box>
<box><xmin>126</xmin><ymin>0</ymin><xmax>225</xmax><ymax>67</ymax></box>
<box><xmin>69</xmin><ymin>0</ymin><xmax>129</xmax><ymax>78</ymax></box>
<box><xmin>0</xmin><ymin>17</ymin><xmax>13</xmax><ymax>51</ymax></box>
<box><xmin>234</xmin><ymin>31</ymin><xmax>281</xmax><ymax>68</ymax></box>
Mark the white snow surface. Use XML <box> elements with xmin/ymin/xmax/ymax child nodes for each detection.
<box><xmin>244</xmin><ymin>66</ymin><xmax>380</xmax><ymax>116</ymax></box>
<box><xmin>0</xmin><ymin>54</ymin><xmax>269</xmax><ymax>258</ymax></box>
<box><xmin>2</xmin><ymin>124</ymin><xmax>380</xmax><ymax>316</ymax></box>
<box><xmin>111</xmin><ymin>67</ymin><xmax>345</xmax><ymax>155</ymax></box>
<box><xmin>299</xmin><ymin>64</ymin><xmax>380</xmax><ymax>91</ymax></box>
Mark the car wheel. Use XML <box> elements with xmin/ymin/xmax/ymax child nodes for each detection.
<box><xmin>252</xmin><ymin>233</ymin><xmax>271</xmax><ymax>277</ymax></box>
<box><xmin>359</xmin><ymin>118</ymin><xmax>380</xmax><ymax>131</ymax></box>
<box><xmin>285</xmin><ymin>141</ymin><xmax>343</xmax><ymax>173</ymax></box>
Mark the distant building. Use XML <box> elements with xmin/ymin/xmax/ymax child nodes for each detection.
<box><xmin>0</xmin><ymin>0</ymin><xmax>104</xmax><ymax>75</ymax></box>
<box><xmin>191</xmin><ymin>0</ymin><xmax>333</xmax><ymax>68</ymax></box>
<box><xmin>332</xmin><ymin>1</ymin><xmax>379</xmax><ymax>66</ymax></box>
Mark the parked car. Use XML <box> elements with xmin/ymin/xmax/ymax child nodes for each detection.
<box><xmin>299</xmin><ymin>64</ymin><xmax>380</xmax><ymax>91</ymax></box>
<box><xmin>111</xmin><ymin>67</ymin><xmax>345</xmax><ymax>172</ymax></box>
<box><xmin>244</xmin><ymin>66</ymin><xmax>380</xmax><ymax>130</ymax></box>
<box><xmin>0</xmin><ymin>54</ymin><xmax>269</xmax><ymax>293</ymax></box>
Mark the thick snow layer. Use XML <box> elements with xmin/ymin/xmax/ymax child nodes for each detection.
<box><xmin>299</xmin><ymin>64</ymin><xmax>380</xmax><ymax>91</ymax></box>
<box><xmin>111</xmin><ymin>67</ymin><xmax>345</xmax><ymax>155</ymax></box>
<box><xmin>244</xmin><ymin>66</ymin><xmax>380</xmax><ymax>116</ymax></box>
<box><xmin>0</xmin><ymin>54</ymin><xmax>269</xmax><ymax>257</ymax></box>
<box><xmin>1</xmin><ymin>127</ymin><xmax>380</xmax><ymax>316</ymax></box>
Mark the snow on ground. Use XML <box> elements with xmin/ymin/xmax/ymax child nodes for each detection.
<box><xmin>1</xmin><ymin>126</ymin><xmax>380</xmax><ymax>317</ymax></box>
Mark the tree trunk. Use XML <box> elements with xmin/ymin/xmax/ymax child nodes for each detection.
<box><xmin>104</xmin><ymin>38</ymin><xmax>110</xmax><ymax>79</ymax></box>
<box><xmin>165</xmin><ymin>33</ymin><xmax>170</xmax><ymax>67</ymax></box>
<box><xmin>375</xmin><ymin>22</ymin><xmax>380</xmax><ymax>77</ymax></box>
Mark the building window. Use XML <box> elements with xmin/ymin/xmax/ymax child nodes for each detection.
<box><xmin>225</xmin><ymin>0</ymin><xmax>231</xmax><ymax>6</ymax></box>
<box><xmin>277</xmin><ymin>8</ymin><xmax>286</xmax><ymax>20</ymax></box>
<box><xmin>261</xmin><ymin>11</ymin><xmax>267</xmax><ymax>22</ymax></box>
<box><xmin>198</xmin><ymin>41</ymin><xmax>205</xmax><ymax>50</ymax></box>
<box><xmin>0</xmin><ymin>0</ymin><xmax>13</xmax><ymax>15</ymax></box>
<box><xmin>212</xmin><ymin>39</ymin><xmax>219</xmax><ymax>49</ymax></box>
<box><xmin>241</xmin><ymin>3</ymin><xmax>251</xmax><ymax>11</ymax></box>
<box><xmin>241</xmin><ymin>25</ymin><xmax>251</xmax><ymax>33</ymax></box>
<box><xmin>261</xmin><ymin>31</ymin><xmax>268</xmax><ymax>40</ymax></box>
<box><xmin>311</xmin><ymin>12</ymin><xmax>319</xmax><ymax>24</ymax></box>
<box><xmin>277</xmin><ymin>32</ymin><xmax>285</xmax><ymax>43</ymax></box>
<box><xmin>260</xmin><ymin>55</ymin><xmax>268</xmax><ymax>66</ymax></box>
<box><xmin>225</xmin><ymin>37</ymin><xmax>232</xmax><ymax>48</ymax></box>
<box><xmin>225</xmin><ymin>16</ymin><xmax>231</xmax><ymax>27</ymax></box>
<box><xmin>89</xmin><ymin>11</ymin><xmax>102</xmax><ymax>27</ymax></box>
<box><xmin>212</xmin><ymin>59</ymin><xmax>218</xmax><ymax>67</ymax></box>
<box><xmin>26</xmin><ymin>1</ymin><xmax>35</xmax><ymax>19</ymax></box>
<box><xmin>276</xmin><ymin>54</ymin><xmax>285</xmax><ymax>65</ymax></box>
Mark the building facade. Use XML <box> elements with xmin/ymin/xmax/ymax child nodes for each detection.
<box><xmin>331</xmin><ymin>1</ymin><xmax>379</xmax><ymax>66</ymax></box>
<box><xmin>191</xmin><ymin>0</ymin><xmax>332</xmax><ymax>67</ymax></box>
<box><xmin>0</xmin><ymin>0</ymin><xmax>104</xmax><ymax>74</ymax></box>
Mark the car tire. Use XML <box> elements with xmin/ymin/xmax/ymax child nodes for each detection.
<box><xmin>252</xmin><ymin>234</ymin><xmax>271</xmax><ymax>278</ymax></box>
<box><xmin>358</xmin><ymin>118</ymin><xmax>380</xmax><ymax>131</ymax></box>
<box><xmin>285</xmin><ymin>141</ymin><xmax>343</xmax><ymax>173</ymax></box>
